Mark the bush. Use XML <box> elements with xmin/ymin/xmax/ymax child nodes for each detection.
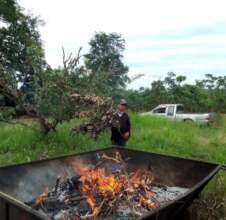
<box><xmin>0</xmin><ymin>106</ymin><xmax>16</xmax><ymax>120</ymax></box>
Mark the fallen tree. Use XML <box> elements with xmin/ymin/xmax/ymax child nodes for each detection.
<box><xmin>0</xmin><ymin>48</ymin><xmax>117</xmax><ymax>136</ymax></box>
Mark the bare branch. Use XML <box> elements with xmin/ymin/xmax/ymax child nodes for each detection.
<box><xmin>62</xmin><ymin>47</ymin><xmax>83</xmax><ymax>75</ymax></box>
<box><xmin>130</xmin><ymin>73</ymin><xmax>145</xmax><ymax>82</ymax></box>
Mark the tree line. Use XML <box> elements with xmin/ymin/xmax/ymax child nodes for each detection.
<box><xmin>119</xmin><ymin>72</ymin><xmax>226</xmax><ymax>113</ymax></box>
<box><xmin>1</xmin><ymin>0</ymin><xmax>226</xmax><ymax>135</ymax></box>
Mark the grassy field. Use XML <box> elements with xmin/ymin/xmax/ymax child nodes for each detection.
<box><xmin>0</xmin><ymin>113</ymin><xmax>225</xmax><ymax>219</ymax></box>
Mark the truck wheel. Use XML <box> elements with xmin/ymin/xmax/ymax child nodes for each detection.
<box><xmin>184</xmin><ymin>119</ymin><xmax>193</xmax><ymax>123</ymax></box>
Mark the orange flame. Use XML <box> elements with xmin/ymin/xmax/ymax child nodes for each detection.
<box><xmin>35</xmin><ymin>152</ymin><xmax>157</xmax><ymax>218</ymax></box>
<box><xmin>35</xmin><ymin>190</ymin><xmax>48</xmax><ymax>205</ymax></box>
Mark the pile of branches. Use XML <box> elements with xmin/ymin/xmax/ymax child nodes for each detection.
<box><xmin>70</xmin><ymin>94</ymin><xmax>120</xmax><ymax>139</ymax></box>
<box><xmin>28</xmin><ymin>152</ymin><xmax>157</xmax><ymax>220</ymax></box>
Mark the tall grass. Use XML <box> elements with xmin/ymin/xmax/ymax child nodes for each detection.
<box><xmin>128</xmin><ymin>113</ymin><xmax>226</xmax><ymax>164</ymax></box>
<box><xmin>0</xmin><ymin>113</ymin><xmax>226</xmax><ymax>165</ymax></box>
<box><xmin>0</xmin><ymin>118</ymin><xmax>109</xmax><ymax>165</ymax></box>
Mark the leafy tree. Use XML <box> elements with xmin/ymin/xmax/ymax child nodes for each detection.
<box><xmin>0</xmin><ymin>0</ymin><xmax>46</xmax><ymax>97</ymax></box>
<box><xmin>0</xmin><ymin>2</ymin><xmax>115</xmax><ymax>134</ymax></box>
<box><xmin>0</xmin><ymin>0</ymin><xmax>17</xmax><ymax>22</ymax></box>
<box><xmin>150</xmin><ymin>80</ymin><xmax>168</xmax><ymax>105</ymax></box>
<box><xmin>85</xmin><ymin>32</ymin><xmax>129</xmax><ymax>90</ymax></box>
<box><xmin>119</xmin><ymin>72</ymin><xmax>226</xmax><ymax>113</ymax></box>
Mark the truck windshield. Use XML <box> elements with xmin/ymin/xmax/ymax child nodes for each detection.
<box><xmin>176</xmin><ymin>105</ymin><xmax>184</xmax><ymax>114</ymax></box>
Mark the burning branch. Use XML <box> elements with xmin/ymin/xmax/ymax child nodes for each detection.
<box><xmin>30</xmin><ymin>152</ymin><xmax>159</xmax><ymax>219</ymax></box>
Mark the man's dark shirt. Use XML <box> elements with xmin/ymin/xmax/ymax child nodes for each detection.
<box><xmin>111</xmin><ymin>112</ymin><xmax>131</xmax><ymax>143</ymax></box>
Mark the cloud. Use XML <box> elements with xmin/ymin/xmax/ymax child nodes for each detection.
<box><xmin>19</xmin><ymin>0</ymin><xmax>226</xmax><ymax>89</ymax></box>
<box><xmin>125</xmin><ymin>47</ymin><xmax>226</xmax><ymax>64</ymax></box>
<box><xmin>125</xmin><ymin>21</ymin><xmax>226</xmax><ymax>89</ymax></box>
<box><xmin>127</xmin><ymin>35</ymin><xmax>226</xmax><ymax>51</ymax></box>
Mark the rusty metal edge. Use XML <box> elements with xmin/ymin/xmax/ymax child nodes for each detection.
<box><xmin>0</xmin><ymin>192</ymin><xmax>49</xmax><ymax>220</ymax></box>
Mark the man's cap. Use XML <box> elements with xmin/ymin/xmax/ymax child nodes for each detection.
<box><xmin>119</xmin><ymin>99</ymin><xmax>127</xmax><ymax>105</ymax></box>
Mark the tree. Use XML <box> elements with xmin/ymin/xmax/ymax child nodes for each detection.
<box><xmin>163</xmin><ymin>72</ymin><xmax>187</xmax><ymax>103</ymax></box>
<box><xmin>1</xmin><ymin>45</ymin><xmax>116</xmax><ymax>135</ymax></box>
<box><xmin>150</xmin><ymin>80</ymin><xmax>168</xmax><ymax>106</ymax></box>
<box><xmin>85</xmin><ymin>32</ymin><xmax>129</xmax><ymax>90</ymax></box>
<box><xmin>0</xmin><ymin>0</ymin><xmax>17</xmax><ymax>23</ymax></box>
<box><xmin>0</xmin><ymin>0</ymin><xmax>47</xmax><ymax>122</ymax></box>
<box><xmin>0</xmin><ymin>2</ymin><xmax>115</xmax><ymax>135</ymax></box>
<box><xmin>0</xmin><ymin>0</ymin><xmax>46</xmax><ymax>99</ymax></box>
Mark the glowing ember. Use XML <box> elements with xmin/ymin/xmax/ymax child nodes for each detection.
<box><xmin>35</xmin><ymin>189</ymin><xmax>48</xmax><ymax>205</ymax></box>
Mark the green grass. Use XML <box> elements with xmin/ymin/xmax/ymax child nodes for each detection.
<box><xmin>128</xmin><ymin>113</ymin><xmax>226</xmax><ymax>164</ymax></box>
<box><xmin>0</xmin><ymin>114</ymin><xmax>225</xmax><ymax>219</ymax></box>
<box><xmin>1</xmin><ymin>113</ymin><xmax>226</xmax><ymax>165</ymax></box>
<box><xmin>0</xmin><ymin>117</ymin><xmax>109</xmax><ymax>165</ymax></box>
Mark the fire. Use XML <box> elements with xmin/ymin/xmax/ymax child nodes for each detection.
<box><xmin>86</xmin><ymin>195</ymin><xmax>96</xmax><ymax>211</ymax></box>
<box><xmin>79</xmin><ymin>167</ymin><xmax>124</xmax><ymax>196</ymax></box>
<box><xmin>35</xmin><ymin>152</ymin><xmax>157</xmax><ymax>219</ymax></box>
<box><xmin>35</xmin><ymin>190</ymin><xmax>48</xmax><ymax>205</ymax></box>
<box><xmin>138</xmin><ymin>195</ymin><xmax>157</xmax><ymax>209</ymax></box>
<box><xmin>69</xmin><ymin>152</ymin><xmax>156</xmax><ymax>217</ymax></box>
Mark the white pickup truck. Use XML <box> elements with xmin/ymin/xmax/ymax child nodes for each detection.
<box><xmin>141</xmin><ymin>104</ymin><xmax>215</xmax><ymax>124</ymax></box>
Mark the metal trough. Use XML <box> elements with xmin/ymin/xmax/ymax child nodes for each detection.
<box><xmin>0</xmin><ymin>147</ymin><xmax>221</xmax><ymax>220</ymax></box>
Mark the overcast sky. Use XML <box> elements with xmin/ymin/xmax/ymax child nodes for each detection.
<box><xmin>19</xmin><ymin>0</ymin><xmax>226</xmax><ymax>89</ymax></box>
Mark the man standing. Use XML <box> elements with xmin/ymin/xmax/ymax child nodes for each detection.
<box><xmin>111</xmin><ymin>99</ymin><xmax>131</xmax><ymax>147</ymax></box>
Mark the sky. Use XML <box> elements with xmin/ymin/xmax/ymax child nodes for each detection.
<box><xmin>19</xmin><ymin>0</ymin><xmax>226</xmax><ymax>89</ymax></box>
